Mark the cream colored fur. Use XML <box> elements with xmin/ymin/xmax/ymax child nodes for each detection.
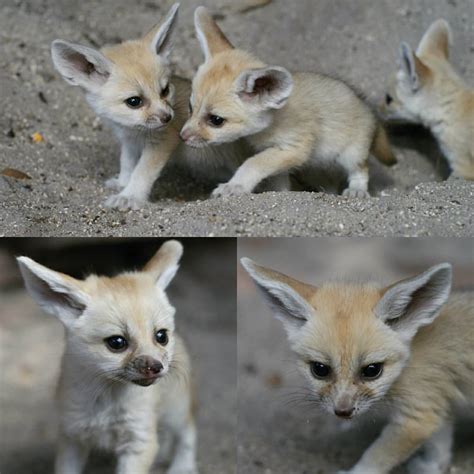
<box><xmin>17</xmin><ymin>241</ymin><xmax>198</xmax><ymax>474</ymax></box>
<box><xmin>181</xmin><ymin>7</ymin><xmax>396</xmax><ymax>199</ymax></box>
<box><xmin>383</xmin><ymin>19</ymin><xmax>474</xmax><ymax>180</ymax></box>
<box><xmin>242</xmin><ymin>258</ymin><xmax>474</xmax><ymax>474</ymax></box>
<box><xmin>51</xmin><ymin>4</ymin><xmax>249</xmax><ymax>210</ymax></box>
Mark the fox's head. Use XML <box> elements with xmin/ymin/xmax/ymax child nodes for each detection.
<box><xmin>180</xmin><ymin>7</ymin><xmax>293</xmax><ymax>148</ymax></box>
<box><xmin>18</xmin><ymin>240</ymin><xmax>183</xmax><ymax>388</ymax></box>
<box><xmin>382</xmin><ymin>19</ymin><xmax>453</xmax><ymax>122</ymax></box>
<box><xmin>242</xmin><ymin>258</ymin><xmax>452</xmax><ymax>420</ymax></box>
<box><xmin>51</xmin><ymin>3</ymin><xmax>180</xmax><ymax>132</ymax></box>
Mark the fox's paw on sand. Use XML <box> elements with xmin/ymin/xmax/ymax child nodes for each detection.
<box><xmin>105</xmin><ymin>193</ymin><xmax>147</xmax><ymax>211</ymax></box>
<box><xmin>212</xmin><ymin>182</ymin><xmax>250</xmax><ymax>198</ymax></box>
<box><xmin>342</xmin><ymin>188</ymin><xmax>370</xmax><ymax>199</ymax></box>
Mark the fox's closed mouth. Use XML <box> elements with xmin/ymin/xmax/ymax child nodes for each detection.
<box><xmin>132</xmin><ymin>377</ymin><xmax>159</xmax><ymax>387</ymax></box>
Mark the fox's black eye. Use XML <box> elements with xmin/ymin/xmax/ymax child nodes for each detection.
<box><xmin>105</xmin><ymin>335</ymin><xmax>128</xmax><ymax>352</ymax></box>
<box><xmin>310</xmin><ymin>361</ymin><xmax>331</xmax><ymax>379</ymax></box>
<box><xmin>125</xmin><ymin>96</ymin><xmax>143</xmax><ymax>108</ymax></box>
<box><xmin>361</xmin><ymin>363</ymin><xmax>383</xmax><ymax>380</ymax></box>
<box><xmin>155</xmin><ymin>329</ymin><xmax>168</xmax><ymax>346</ymax></box>
<box><xmin>208</xmin><ymin>114</ymin><xmax>225</xmax><ymax>127</ymax></box>
<box><xmin>189</xmin><ymin>101</ymin><xmax>193</xmax><ymax>115</ymax></box>
<box><xmin>385</xmin><ymin>94</ymin><xmax>393</xmax><ymax>105</ymax></box>
<box><xmin>161</xmin><ymin>84</ymin><xmax>170</xmax><ymax>98</ymax></box>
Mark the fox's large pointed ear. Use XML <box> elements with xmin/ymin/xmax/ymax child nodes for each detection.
<box><xmin>17</xmin><ymin>257</ymin><xmax>89</xmax><ymax>327</ymax></box>
<box><xmin>145</xmin><ymin>3</ymin><xmax>180</xmax><ymax>60</ymax></box>
<box><xmin>235</xmin><ymin>67</ymin><xmax>293</xmax><ymax>110</ymax></box>
<box><xmin>194</xmin><ymin>6</ymin><xmax>233</xmax><ymax>61</ymax></box>
<box><xmin>51</xmin><ymin>40</ymin><xmax>111</xmax><ymax>92</ymax></box>
<box><xmin>375</xmin><ymin>263</ymin><xmax>452</xmax><ymax>343</ymax></box>
<box><xmin>399</xmin><ymin>42</ymin><xmax>430</xmax><ymax>91</ymax></box>
<box><xmin>241</xmin><ymin>258</ymin><xmax>316</xmax><ymax>340</ymax></box>
<box><xmin>416</xmin><ymin>19</ymin><xmax>451</xmax><ymax>60</ymax></box>
<box><xmin>144</xmin><ymin>240</ymin><xmax>183</xmax><ymax>290</ymax></box>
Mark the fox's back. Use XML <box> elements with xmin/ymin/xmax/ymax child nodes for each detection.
<box><xmin>265</xmin><ymin>72</ymin><xmax>376</xmax><ymax>151</ymax></box>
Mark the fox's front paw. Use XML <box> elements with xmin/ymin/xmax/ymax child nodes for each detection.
<box><xmin>105</xmin><ymin>176</ymin><xmax>126</xmax><ymax>191</ymax></box>
<box><xmin>105</xmin><ymin>193</ymin><xmax>147</xmax><ymax>211</ymax></box>
<box><xmin>212</xmin><ymin>182</ymin><xmax>249</xmax><ymax>198</ymax></box>
<box><xmin>342</xmin><ymin>188</ymin><xmax>370</xmax><ymax>199</ymax></box>
<box><xmin>407</xmin><ymin>456</ymin><xmax>447</xmax><ymax>474</ymax></box>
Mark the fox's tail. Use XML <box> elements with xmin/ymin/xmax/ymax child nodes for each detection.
<box><xmin>371</xmin><ymin>124</ymin><xmax>397</xmax><ymax>166</ymax></box>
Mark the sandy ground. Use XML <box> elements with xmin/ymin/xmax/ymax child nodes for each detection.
<box><xmin>0</xmin><ymin>0</ymin><xmax>473</xmax><ymax>237</ymax></box>
<box><xmin>0</xmin><ymin>239</ymin><xmax>237</xmax><ymax>474</ymax></box>
<box><xmin>237</xmin><ymin>238</ymin><xmax>474</xmax><ymax>474</ymax></box>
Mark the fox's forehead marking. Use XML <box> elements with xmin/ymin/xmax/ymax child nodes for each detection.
<box><xmin>195</xmin><ymin>49</ymin><xmax>264</xmax><ymax>104</ymax></box>
<box><xmin>102</xmin><ymin>41</ymin><xmax>168</xmax><ymax>93</ymax></box>
<box><xmin>303</xmin><ymin>285</ymin><xmax>386</xmax><ymax>369</ymax></box>
<box><xmin>83</xmin><ymin>273</ymin><xmax>172</xmax><ymax>327</ymax></box>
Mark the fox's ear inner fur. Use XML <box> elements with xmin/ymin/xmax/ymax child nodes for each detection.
<box><xmin>236</xmin><ymin>67</ymin><xmax>293</xmax><ymax>109</ymax></box>
<box><xmin>416</xmin><ymin>19</ymin><xmax>451</xmax><ymax>59</ymax></box>
<box><xmin>375</xmin><ymin>263</ymin><xmax>452</xmax><ymax>343</ymax></box>
<box><xmin>241</xmin><ymin>258</ymin><xmax>316</xmax><ymax>335</ymax></box>
<box><xmin>51</xmin><ymin>40</ymin><xmax>111</xmax><ymax>90</ymax></box>
<box><xmin>144</xmin><ymin>240</ymin><xmax>183</xmax><ymax>290</ymax></box>
<box><xmin>17</xmin><ymin>257</ymin><xmax>88</xmax><ymax>326</ymax></box>
<box><xmin>399</xmin><ymin>42</ymin><xmax>430</xmax><ymax>91</ymax></box>
<box><xmin>146</xmin><ymin>2</ymin><xmax>180</xmax><ymax>59</ymax></box>
<box><xmin>194</xmin><ymin>6</ymin><xmax>233</xmax><ymax>61</ymax></box>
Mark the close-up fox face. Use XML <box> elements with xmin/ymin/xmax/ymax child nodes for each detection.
<box><xmin>293</xmin><ymin>285</ymin><xmax>408</xmax><ymax>419</ymax></box>
<box><xmin>180</xmin><ymin>7</ymin><xmax>293</xmax><ymax>147</ymax></box>
<box><xmin>17</xmin><ymin>241</ymin><xmax>183</xmax><ymax>387</ymax></box>
<box><xmin>242</xmin><ymin>258</ymin><xmax>452</xmax><ymax>420</ymax></box>
<box><xmin>382</xmin><ymin>19</ymin><xmax>451</xmax><ymax>122</ymax></box>
<box><xmin>51</xmin><ymin>3</ymin><xmax>180</xmax><ymax>132</ymax></box>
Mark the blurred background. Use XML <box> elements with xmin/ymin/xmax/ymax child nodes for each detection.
<box><xmin>237</xmin><ymin>238</ymin><xmax>474</xmax><ymax>474</ymax></box>
<box><xmin>0</xmin><ymin>238</ymin><xmax>237</xmax><ymax>474</ymax></box>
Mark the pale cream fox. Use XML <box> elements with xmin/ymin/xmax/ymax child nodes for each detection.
<box><xmin>17</xmin><ymin>240</ymin><xmax>198</xmax><ymax>474</ymax></box>
<box><xmin>51</xmin><ymin>3</ymin><xmax>248</xmax><ymax>210</ymax></box>
<box><xmin>180</xmin><ymin>7</ymin><xmax>396</xmax><ymax>199</ymax></box>
<box><xmin>383</xmin><ymin>19</ymin><xmax>474</xmax><ymax>180</ymax></box>
<box><xmin>242</xmin><ymin>258</ymin><xmax>474</xmax><ymax>474</ymax></box>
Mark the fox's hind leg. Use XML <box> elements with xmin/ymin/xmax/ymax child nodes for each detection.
<box><xmin>406</xmin><ymin>419</ymin><xmax>453</xmax><ymax>474</ymax></box>
<box><xmin>339</xmin><ymin>144</ymin><xmax>370</xmax><ymax>198</ymax></box>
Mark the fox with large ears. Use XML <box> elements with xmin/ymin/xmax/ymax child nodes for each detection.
<box><xmin>17</xmin><ymin>240</ymin><xmax>198</xmax><ymax>474</ymax></box>
<box><xmin>181</xmin><ymin>7</ymin><xmax>396</xmax><ymax>199</ymax></box>
<box><xmin>383</xmin><ymin>19</ymin><xmax>474</xmax><ymax>180</ymax></box>
<box><xmin>51</xmin><ymin>3</ymin><xmax>248</xmax><ymax>210</ymax></box>
<box><xmin>241</xmin><ymin>258</ymin><xmax>474</xmax><ymax>474</ymax></box>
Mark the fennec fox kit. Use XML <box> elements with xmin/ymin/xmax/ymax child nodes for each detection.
<box><xmin>180</xmin><ymin>7</ymin><xmax>396</xmax><ymax>199</ymax></box>
<box><xmin>17</xmin><ymin>241</ymin><xmax>197</xmax><ymax>474</ymax></box>
<box><xmin>51</xmin><ymin>4</ymin><xmax>246</xmax><ymax>210</ymax></box>
<box><xmin>383</xmin><ymin>19</ymin><xmax>474</xmax><ymax>180</ymax></box>
<box><xmin>242</xmin><ymin>258</ymin><xmax>474</xmax><ymax>474</ymax></box>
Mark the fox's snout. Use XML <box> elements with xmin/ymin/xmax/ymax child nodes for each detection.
<box><xmin>334</xmin><ymin>393</ymin><xmax>356</xmax><ymax>419</ymax></box>
<box><xmin>180</xmin><ymin>126</ymin><xmax>195</xmax><ymax>142</ymax></box>
<box><xmin>147</xmin><ymin>110</ymin><xmax>173</xmax><ymax>127</ymax></box>
<box><xmin>132</xmin><ymin>355</ymin><xmax>164</xmax><ymax>378</ymax></box>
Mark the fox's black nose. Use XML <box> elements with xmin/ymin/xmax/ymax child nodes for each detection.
<box><xmin>334</xmin><ymin>407</ymin><xmax>354</xmax><ymax>418</ymax></box>
<box><xmin>160</xmin><ymin>112</ymin><xmax>172</xmax><ymax>124</ymax></box>
<box><xmin>134</xmin><ymin>356</ymin><xmax>163</xmax><ymax>377</ymax></box>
